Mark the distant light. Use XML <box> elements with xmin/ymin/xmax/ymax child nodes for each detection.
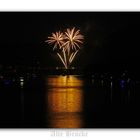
<box><xmin>122</xmin><ymin>73</ymin><xmax>126</xmax><ymax>77</ymax></box>
<box><xmin>20</xmin><ymin>81</ymin><xmax>24</xmax><ymax>87</ymax></box>
<box><xmin>20</xmin><ymin>77</ymin><xmax>24</xmax><ymax>82</ymax></box>
<box><xmin>20</xmin><ymin>77</ymin><xmax>24</xmax><ymax>87</ymax></box>
<box><xmin>110</xmin><ymin>81</ymin><xmax>113</xmax><ymax>87</ymax></box>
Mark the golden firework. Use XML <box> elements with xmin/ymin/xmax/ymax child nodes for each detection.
<box><xmin>46</xmin><ymin>27</ymin><xmax>84</xmax><ymax>69</ymax></box>
<box><xmin>64</xmin><ymin>27</ymin><xmax>84</xmax><ymax>51</ymax></box>
<box><xmin>45</xmin><ymin>31</ymin><xmax>64</xmax><ymax>50</ymax></box>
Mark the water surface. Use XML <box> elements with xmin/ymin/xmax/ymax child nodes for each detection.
<box><xmin>0</xmin><ymin>74</ymin><xmax>140</xmax><ymax>128</ymax></box>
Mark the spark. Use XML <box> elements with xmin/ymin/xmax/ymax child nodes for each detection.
<box><xmin>57</xmin><ymin>53</ymin><xmax>67</xmax><ymax>69</ymax></box>
<box><xmin>62</xmin><ymin>48</ymin><xmax>67</xmax><ymax>68</ymax></box>
<box><xmin>69</xmin><ymin>52</ymin><xmax>74</xmax><ymax>63</ymax></box>
<box><xmin>69</xmin><ymin>50</ymin><xmax>79</xmax><ymax>63</ymax></box>
<box><xmin>64</xmin><ymin>27</ymin><xmax>84</xmax><ymax>52</ymax></box>
<box><xmin>45</xmin><ymin>31</ymin><xmax>64</xmax><ymax>50</ymax></box>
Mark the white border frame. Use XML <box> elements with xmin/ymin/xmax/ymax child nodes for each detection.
<box><xmin>0</xmin><ymin>0</ymin><xmax>140</xmax><ymax>140</ymax></box>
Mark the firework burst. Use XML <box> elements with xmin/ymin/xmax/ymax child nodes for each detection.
<box><xmin>45</xmin><ymin>27</ymin><xmax>84</xmax><ymax>69</ymax></box>
<box><xmin>64</xmin><ymin>27</ymin><xmax>84</xmax><ymax>51</ymax></box>
<box><xmin>45</xmin><ymin>31</ymin><xmax>64</xmax><ymax>50</ymax></box>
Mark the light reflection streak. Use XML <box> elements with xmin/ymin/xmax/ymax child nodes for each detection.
<box><xmin>46</xmin><ymin>75</ymin><xmax>83</xmax><ymax>128</ymax></box>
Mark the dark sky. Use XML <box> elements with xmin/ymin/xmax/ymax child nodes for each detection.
<box><xmin>0</xmin><ymin>12</ymin><xmax>140</xmax><ymax>69</ymax></box>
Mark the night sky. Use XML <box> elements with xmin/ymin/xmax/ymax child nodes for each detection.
<box><xmin>0</xmin><ymin>12</ymin><xmax>140</xmax><ymax>72</ymax></box>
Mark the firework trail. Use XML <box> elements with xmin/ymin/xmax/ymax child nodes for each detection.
<box><xmin>46</xmin><ymin>27</ymin><xmax>84</xmax><ymax>69</ymax></box>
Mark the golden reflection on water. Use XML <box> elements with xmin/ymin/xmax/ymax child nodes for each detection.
<box><xmin>47</xmin><ymin>75</ymin><xmax>84</xmax><ymax>128</ymax></box>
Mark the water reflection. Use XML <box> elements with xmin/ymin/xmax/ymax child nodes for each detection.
<box><xmin>47</xmin><ymin>113</ymin><xmax>83</xmax><ymax>128</ymax></box>
<box><xmin>46</xmin><ymin>75</ymin><xmax>84</xmax><ymax>128</ymax></box>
